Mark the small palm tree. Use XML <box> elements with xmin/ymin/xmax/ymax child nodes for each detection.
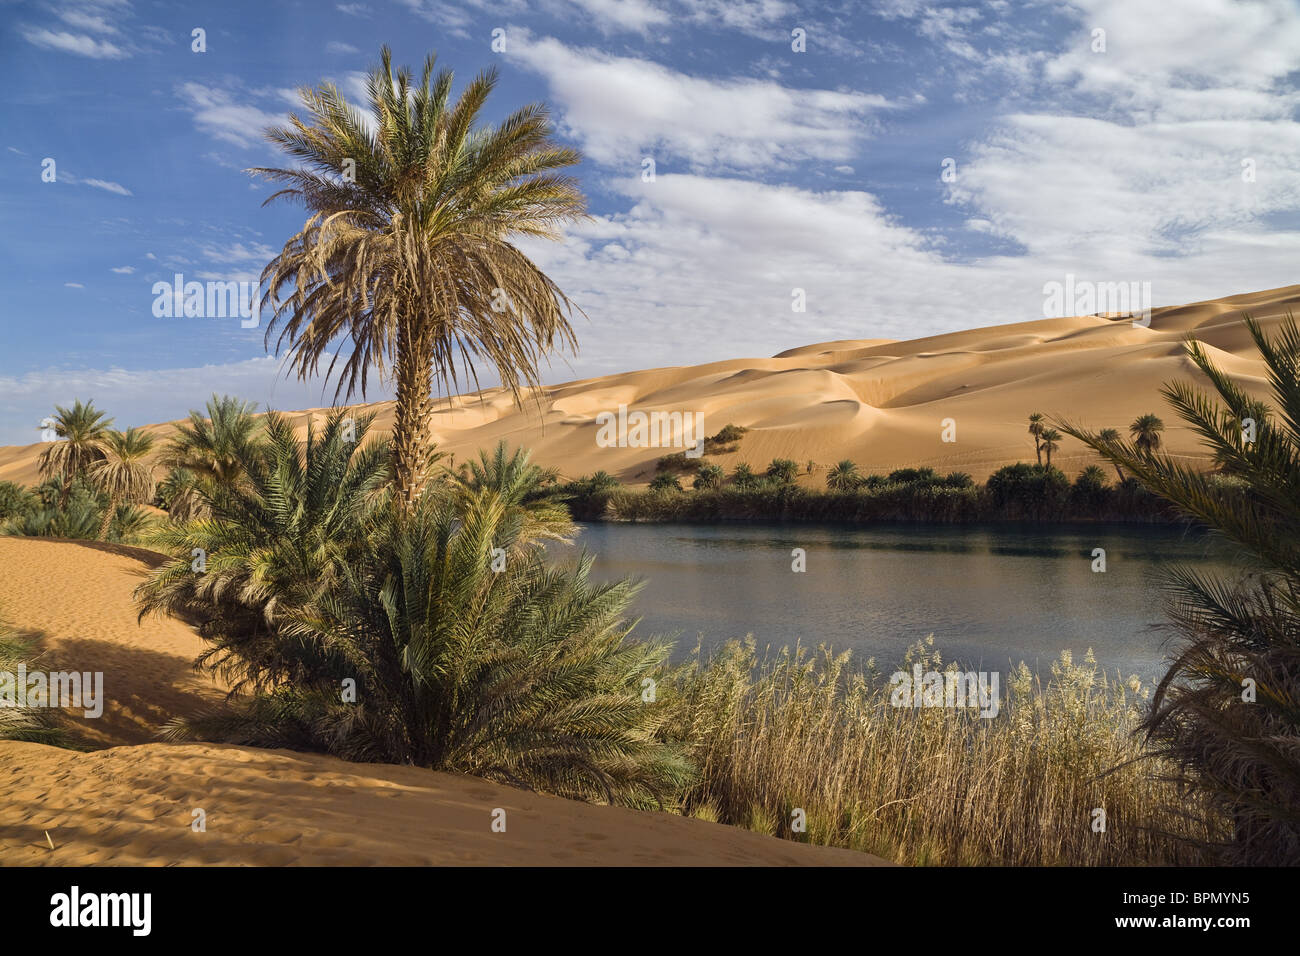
<box><xmin>38</xmin><ymin>399</ymin><xmax>114</xmax><ymax>509</ymax></box>
<box><xmin>160</xmin><ymin>395</ymin><xmax>262</xmax><ymax>518</ymax></box>
<box><xmin>454</xmin><ymin>440</ymin><xmax>573</xmax><ymax>545</ymax></box>
<box><xmin>1130</xmin><ymin>413</ymin><xmax>1165</xmax><ymax>456</ymax></box>
<box><xmin>1028</xmin><ymin>412</ymin><xmax>1045</xmax><ymax>466</ymax></box>
<box><xmin>693</xmin><ymin>463</ymin><xmax>724</xmax><ymax>490</ymax></box>
<box><xmin>1098</xmin><ymin>428</ymin><xmax>1126</xmax><ymax>481</ymax></box>
<box><xmin>649</xmin><ymin>473</ymin><xmax>682</xmax><ymax>492</ymax></box>
<box><xmin>767</xmin><ymin>458</ymin><xmax>798</xmax><ymax>484</ymax></box>
<box><xmin>255</xmin><ymin>47</ymin><xmax>588</xmax><ymax>509</ymax></box>
<box><xmin>1038</xmin><ymin>427</ymin><xmax>1061</xmax><ymax>466</ymax></box>
<box><xmin>730</xmin><ymin>463</ymin><xmax>757</xmax><ymax>490</ymax></box>
<box><xmin>162</xmin><ymin>488</ymin><xmax>692</xmax><ymax>806</ymax></box>
<box><xmin>89</xmin><ymin>428</ymin><xmax>157</xmax><ymax>539</ymax></box>
<box><xmin>137</xmin><ymin>410</ymin><xmax>392</xmax><ymax>694</ymax></box>
<box><xmin>827</xmin><ymin>459</ymin><xmax>860</xmax><ymax>491</ymax></box>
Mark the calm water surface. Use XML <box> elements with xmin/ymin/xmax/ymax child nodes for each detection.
<box><xmin>557</xmin><ymin>522</ymin><xmax>1240</xmax><ymax>684</ymax></box>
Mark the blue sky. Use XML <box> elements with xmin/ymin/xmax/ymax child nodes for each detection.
<box><xmin>2</xmin><ymin>0</ymin><xmax>1299</xmax><ymax>444</ymax></box>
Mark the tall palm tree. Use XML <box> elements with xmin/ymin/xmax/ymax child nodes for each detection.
<box><xmin>827</xmin><ymin>459</ymin><xmax>860</xmax><ymax>491</ymax></box>
<box><xmin>1098</xmin><ymin>428</ymin><xmax>1126</xmax><ymax>481</ymax></box>
<box><xmin>1039</xmin><ymin>427</ymin><xmax>1061</xmax><ymax>466</ymax></box>
<box><xmin>38</xmin><ymin>399</ymin><xmax>113</xmax><ymax>509</ymax></box>
<box><xmin>1028</xmin><ymin>412</ymin><xmax>1045</xmax><ymax>466</ymax></box>
<box><xmin>1130</xmin><ymin>413</ymin><xmax>1165</xmax><ymax>456</ymax></box>
<box><xmin>89</xmin><ymin>428</ymin><xmax>156</xmax><ymax>540</ymax></box>
<box><xmin>1059</xmin><ymin>313</ymin><xmax>1300</xmax><ymax>864</ymax></box>
<box><xmin>254</xmin><ymin>47</ymin><xmax>588</xmax><ymax>510</ymax></box>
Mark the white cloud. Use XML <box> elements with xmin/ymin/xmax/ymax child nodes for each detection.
<box><xmin>336</xmin><ymin>2</ymin><xmax>372</xmax><ymax>14</ymax></box>
<box><xmin>57</xmin><ymin>10</ymin><xmax>119</xmax><ymax>34</ymax></box>
<box><xmin>81</xmin><ymin>177</ymin><xmax>131</xmax><ymax>196</ymax></box>
<box><xmin>507</xmin><ymin>35</ymin><xmax>895</xmax><ymax>170</ymax></box>
<box><xmin>20</xmin><ymin>28</ymin><xmax>127</xmax><ymax>59</ymax></box>
<box><xmin>176</xmin><ymin>83</ymin><xmax>285</xmax><ymax>148</ymax></box>
<box><xmin>63</xmin><ymin>282</ymin><xmax>84</xmax><ymax>289</ymax></box>
<box><xmin>1046</xmin><ymin>0</ymin><xmax>1300</xmax><ymax>121</ymax></box>
<box><xmin>326</xmin><ymin>41</ymin><xmax>360</xmax><ymax>54</ymax></box>
<box><xmin>111</xmin><ymin>266</ymin><xmax>135</xmax><ymax>274</ymax></box>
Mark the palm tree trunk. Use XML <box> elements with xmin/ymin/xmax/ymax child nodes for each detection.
<box><xmin>1035</xmin><ymin>441</ymin><xmax>1042</xmax><ymax>466</ymax></box>
<box><xmin>392</xmin><ymin>318</ymin><xmax>434</xmax><ymax>511</ymax></box>
<box><xmin>1113</xmin><ymin>463</ymin><xmax>1125</xmax><ymax>482</ymax></box>
<box><xmin>98</xmin><ymin>495</ymin><xmax>118</xmax><ymax>540</ymax></box>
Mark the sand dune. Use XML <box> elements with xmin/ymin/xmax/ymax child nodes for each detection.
<box><xmin>3</xmin><ymin>286</ymin><xmax>1296</xmax><ymax>488</ymax></box>
<box><xmin>0</xmin><ymin>537</ymin><xmax>226</xmax><ymax>748</ymax></box>
<box><xmin>0</xmin><ymin>741</ymin><xmax>881</xmax><ymax>866</ymax></box>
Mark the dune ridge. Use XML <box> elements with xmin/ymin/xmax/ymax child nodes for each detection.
<box><xmin>1</xmin><ymin>285</ymin><xmax>1296</xmax><ymax>486</ymax></box>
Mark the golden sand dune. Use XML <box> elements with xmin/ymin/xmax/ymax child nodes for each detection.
<box><xmin>1</xmin><ymin>285</ymin><xmax>1294</xmax><ymax>488</ymax></box>
<box><xmin>0</xmin><ymin>741</ymin><xmax>881</xmax><ymax>866</ymax></box>
<box><xmin>0</xmin><ymin>537</ymin><xmax>226</xmax><ymax>748</ymax></box>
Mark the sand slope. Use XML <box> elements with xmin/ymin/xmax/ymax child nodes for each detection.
<box><xmin>0</xmin><ymin>537</ymin><xmax>226</xmax><ymax>747</ymax></box>
<box><xmin>3</xmin><ymin>285</ymin><xmax>1296</xmax><ymax>487</ymax></box>
<box><xmin>0</xmin><ymin>741</ymin><xmax>883</xmax><ymax>866</ymax></box>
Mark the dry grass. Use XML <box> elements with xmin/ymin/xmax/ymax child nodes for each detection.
<box><xmin>663</xmin><ymin>636</ymin><xmax>1225</xmax><ymax>865</ymax></box>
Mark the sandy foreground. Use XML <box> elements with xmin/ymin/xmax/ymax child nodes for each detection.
<box><xmin>0</xmin><ymin>741</ymin><xmax>878</xmax><ymax>866</ymax></box>
<box><xmin>2</xmin><ymin>284</ymin><xmax>1296</xmax><ymax>487</ymax></box>
<box><xmin>0</xmin><ymin>538</ymin><xmax>883</xmax><ymax>866</ymax></box>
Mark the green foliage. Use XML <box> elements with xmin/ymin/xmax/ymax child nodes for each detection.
<box><xmin>655</xmin><ymin>452</ymin><xmax>699</xmax><ymax>474</ymax></box>
<box><xmin>766</xmin><ymin>458</ymin><xmax>798</xmax><ymax>484</ymax></box>
<box><xmin>0</xmin><ymin>481</ymin><xmax>35</xmax><ymax>521</ymax></box>
<box><xmin>136</xmin><ymin>410</ymin><xmax>393</xmax><ymax>694</ymax></box>
<box><xmin>985</xmin><ymin>463</ymin><xmax>1070</xmax><ymax>519</ymax></box>
<box><xmin>158</xmin><ymin>486</ymin><xmax>692</xmax><ymax>807</ymax></box>
<box><xmin>649</xmin><ymin>473</ymin><xmax>683</xmax><ymax>492</ymax></box>
<box><xmin>692</xmin><ymin>463</ymin><xmax>725</xmax><ymax>490</ymax></box>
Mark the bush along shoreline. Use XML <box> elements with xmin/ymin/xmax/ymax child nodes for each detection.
<box><xmin>558</xmin><ymin>462</ymin><xmax>1186</xmax><ymax>525</ymax></box>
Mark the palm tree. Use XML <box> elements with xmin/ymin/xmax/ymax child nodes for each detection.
<box><xmin>453</xmin><ymin>440</ymin><xmax>573</xmax><ymax>545</ymax></box>
<box><xmin>1098</xmin><ymin>428</ymin><xmax>1126</xmax><ymax>481</ymax></box>
<box><xmin>160</xmin><ymin>395</ymin><xmax>262</xmax><ymax>518</ymax></box>
<box><xmin>827</xmin><ymin>459</ymin><xmax>860</xmax><ymax>491</ymax></box>
<box><xmin>767</xmin><ymin>458</ymin><xmax>798</xmax><ymax>484</ymax></box>
<box><xmin>730</xmin><ymin>463</ymin><xmax>757</xmax><ymax>490</ymax></box>
<box><xmin>1038</xmin><ymin>427</ymin><xmax>1061</xmax><ymax>466</ymax></box>
<box><xmin>693</xmin><ymin>463</ymin><xmax>724</xmax><ymax>490</ymax></box>
<box><xmin>136</xmin><ymin>410</ymin><xmax>392</xmax><ymax>693</ymax></box>
<box><xmin>1060</xmin><ymin>313</ymin><xmax>1300</xmax><ymax>864</ymax></box>
<box><xmin>1130</xmin><ymin>413</ymin><xmax>1165</xmax><ymax>456</ymax></box>
<box><xmin>161</xmin><ymin>486</ymin><xmax>692</xmax><ymax>806</ymax></box>
<box><xmin>89</xmin><ymin>428</ymin><xmax>157</xmax><ymax>539</ymax></box>
<box><xmin>38</xmin><ymin>399</ymin><xmax>113</xmax><ymax>509</ymax></box>
<box><xmin>254</xmin><ymin>47</ymin><xmax>588</xmax><ymax>510</ymax></box>
<box><xmin>1028</xmin><ymin>412</ymin><xmax>1045</xmax><ymax>466</ymax></box>
<box><xmin>649</xmin><ymin>473</ymin><xmax>682</xmax><ymax>492</ymax></box>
